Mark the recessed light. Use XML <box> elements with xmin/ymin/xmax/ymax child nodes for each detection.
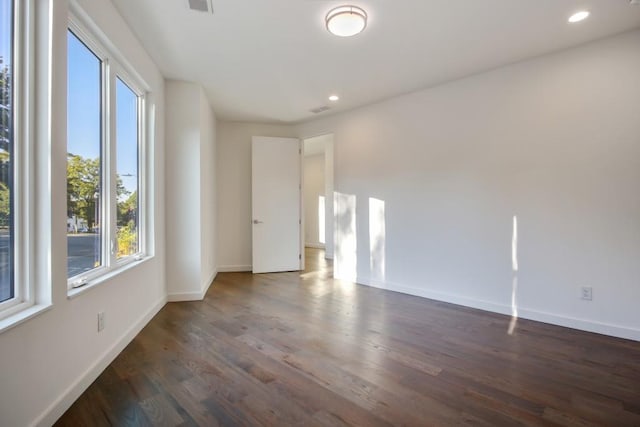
<box><xmin>326</xmin><ymin>6</ymin><xmax>368</xmax><ymax>37</ymax></box>
<box><xmin>568</xmin><ymin>10</ymin><xmax>590</xmax><ymax>23</ymax></box>
<box><xmin>328</xmin><ymin>95</ymin><xmax>340</xmax><ymax>102</ymax></box>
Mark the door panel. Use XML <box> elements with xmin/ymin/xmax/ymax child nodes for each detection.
<box><xmin>252</xmin><ymin>136</ymin><xmax>301</xmax><ymax>273</ymax></box>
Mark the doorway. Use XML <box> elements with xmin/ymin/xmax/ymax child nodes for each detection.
<box><xmin>303</xmin><ymin>134</ymin><xmax>334</xmax><ymax>260</ymax></box>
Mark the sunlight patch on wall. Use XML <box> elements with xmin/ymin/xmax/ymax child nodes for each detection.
<box><xmin>335</xmin><ymin>192</ymin><xmax>357</xmax><ymax>282</ymax></box>
<box><xmin>369</xmin><ymin>197</ymin><xmax>386</xmax><ymax>283</ymax></box>
<box><xmin>318</xmin><ymin>195</ymin><xmax>326</xmax><ymax>245</ymax></box>
<box><xmin>508</xmin><ymin>215</ymin><xmax>519</xmax><ymax>335</ymax></box>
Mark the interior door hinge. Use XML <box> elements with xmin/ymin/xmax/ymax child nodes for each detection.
<box><xmin>299</xmin><ymin>254</ymin><xmax>301</xmax><ymax>260</ymax></box>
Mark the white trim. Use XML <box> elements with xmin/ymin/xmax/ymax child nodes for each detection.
<box><xmin>298</xmin><ymin>139</ymin><xmax>304</xmax><ymax>272</ymax></box>
<box><xmin>356</xmin><ymin>276</ymin><xmax>640</xmax><ymax>342</ymax></box>
<box><xmin>0</xmin><ymin>0</ymin><xmax>37</xmax><ymax>322</ymax></box>
<box><xmin>113</xmin><ymin>74</ymin><xmax>145</xmax><ymax>261</ymax></box>
<box><xmin>167</xmin><ymin>270</ymin><xmax>217</xmax><ymax>302</ymax></box>
<box><xmin>217</xmin><ymin>265</ymin><xmax>252</xmax><ymax>272</ymax></box>
<box><xmin>0</xmin><ymin>302</ymin><xmax>52</xmax><ymax>334</ymax></box>
<box><xmin>31</xmin><ymin>296</ymin><xmax>167</xmax><ymax>427</ymax></box>
<box><xmin>68</xmin><ymin>0</ymin><xmax>150</xmax><ymax>92</ymax></box>
<box><xmin>202</xmin><ymin>269</ymin><xmax>217</xmax><ymax>292</ymax></box>
<box><xmin>167</xmin><ymin>291</ymin><xmax>207</xmax><ymax>303</ymax></box>
<box><xmin>305</xmin><ymin>243</ymin><xmax>325</xmax><ymax>249</ymax></box>
<box><xmin>67</xmin><ymin>256</ymin><xmax>152</xmax><ymax>300</ymax></box>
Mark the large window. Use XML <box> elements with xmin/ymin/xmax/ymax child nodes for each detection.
<box><xmin>0</xmin><ymin>0</ymin><xmax>37</xmax><ymax>324</ymax></box>
<box><xmin>0</xmin><ymin>0</ymin><xmax>14</xmax><ymax>304</ymax></box>
<box><xmin>116</xmin><ymin>78</ymin><xmax>140</xmax><ymax>259</ymax></box>
<box><xmin>67</xmin><ymin>30</ymin><xmax>102</xmax><ymax>279</ymax></box>
<box><xmin>67</xmin><ymin>21</ymin><xmax>146</xmax><ymax>288</ymax></box>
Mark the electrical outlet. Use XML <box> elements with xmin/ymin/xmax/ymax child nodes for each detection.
<box><xmin>581</xmin><ymin>286</ymin><xmax>593</xmax><ymax>301</ymax></box>
<box><xmin>97</xmin><ymin>312</ymin><xmax>105</xmax><ymax>332</ymax></box>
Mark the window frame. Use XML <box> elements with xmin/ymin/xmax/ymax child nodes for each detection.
<box><xmin>113</xmin><ymin>72</ymin><xmax>146</xmax><ymax>265</ymax></box>
<box><xmin>0</xmin><ymin>0</ymin><xmax>34</xmax><ymax>320</ymax></box>
<box><xmin>66</xmin><ymin>12</ymin><xmax>148</xmax><ymax>291</ymax></box>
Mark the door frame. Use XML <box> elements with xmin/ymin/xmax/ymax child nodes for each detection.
<box><xmin>301</xmin><ymin>133</ymin><xmax>335</xmax><ymax>262</ymax></box>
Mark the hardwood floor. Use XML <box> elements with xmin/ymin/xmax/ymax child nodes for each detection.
<box><xmin>56</xmin><ymin>248</ymin><xmax>640</xmax><ymax>426</ymax></box>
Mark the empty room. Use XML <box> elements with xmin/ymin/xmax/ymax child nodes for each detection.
<box><xmin>1</xmin><ymin>0</ymin><xmax>639</xmax><ymax>426</ymax></box>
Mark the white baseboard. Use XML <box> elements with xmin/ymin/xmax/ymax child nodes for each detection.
<box><xmin>305</xmin><ymin>243</ymin><xmax>325</xmax><ymax>249</ymax></box>
<box><xmin>167</xmin><ymin>269</ymin><xmax>217</xmax><ymax>302</ymax></box>
<box><xmin>357</xmin><ymin>276</ymin><xmax>640</xmax><ymax>342</ymax></box>
<box><xmin>516</xmin><ymin>307</ymin><xmax>640</xmax><ymax>342</ymax></box>
<box><xmin>217</xmin><ymin>265</ymin><xmax>252</xmax><ymax>272</ymax></box>
<box><xmin>33</xmin><ymin>296</ymin><xmax>167</xmax><ymax>427</ymax></box>
<box><xmin>203</xmin><ymin>269</ymin><xmax>217</xmax><ymax>294</ymax></box>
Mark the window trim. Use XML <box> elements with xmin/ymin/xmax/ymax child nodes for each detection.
<box><xmin>0</xmin><ymin>0</ymin><xmax>34</xmax><ymax>320</ymax></box>
<box><xmin>66</xmin><ymin>9</ymin><xmax>149</xmax><ymax>291</ymax></box>
<box><xmin>0</xmin><ymin>0</ymin><xmax>53</xmax><ymax>333</ymax></box>
<box><xmin>113</xmin><ymin>72</ymin><xmax>146</xmax><ymax>265</ymax></box>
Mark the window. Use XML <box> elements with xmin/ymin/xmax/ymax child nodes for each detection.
<box><xmin>116</xmin><ymin>78</ymin><xmax>140</xmax><ymax>258</ymax></box>
<box><xmin>0</xmin><ymin>0</ymin><xmax>14</xmax><ymax>304</ymax></box>
<box><xmin>0</xmin><ymin>0</ymin><xmax>39</xmax><ymax>325</ymax></box>
<box><xmin>67</xmin><ymin>19</ymin><xmax>146</xmax><ymax>289</ymax></box>
<box><xmin>66</xmin><ymin>30</ymin><xmax>102</xmax><ymax>278</ymax></box>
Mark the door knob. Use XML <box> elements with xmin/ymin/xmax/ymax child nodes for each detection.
<box><xmin>253</xmin><ymin>219</ymin><xmax>263</xmax><ymax>224</ymax></box>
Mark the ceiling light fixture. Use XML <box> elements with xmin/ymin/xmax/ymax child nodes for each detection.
<box><xmin>568</xmin><ymin>10</ymin><xmax>590</xmax><ymax>23</ymax></box>
<box><xmin>326</xmin><ymin>5</ymin><xmax>367</xmax><ymax>37</ymax></box>
<box><xmin>329</xmin><ymin>95</ymin><xmax>340</xmax><ymax>102</ymax></box>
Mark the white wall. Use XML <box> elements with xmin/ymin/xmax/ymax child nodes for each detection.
<box><xmin>216</xmin><ymin>122</ymin><xmax>297</xmax><ymax>271</ymax></box>
<box><xmin>200</xmin><ymin>91</ymin><xmax>218</xmax><ymax>290</ymax></box>
<box><xmin>297</xmin><ymin>30</ymin><xmax>640</xmax><ymax>341</ymax></box>
<box><xmin>304</xmin><ymin>154</ymin><xmax>325</xmax><ymax>247</ymax></box>
<box><xmin>0</xmin><ymin>1</ymin><xmax>167</xmax><ymax>426</ymax></box>
<box><xmin>324</xmin><ymin>139</ymin><xmax>335</xmax><ymax>259</ymax></box>
<box><xmin>165</xmin><ymin>81</ymin><xmax>218</xmax><ymax>300</ymax></box>
<box><xmin>166</xmin><ymin>82</ymin><xmax>202</xmax><ymax>297</ymax></box>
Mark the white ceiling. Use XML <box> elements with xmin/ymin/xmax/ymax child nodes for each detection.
<box><xmin>111</xmin><ymin>0</ymin><xmax>640</xmax><ymax>124</ymax></box>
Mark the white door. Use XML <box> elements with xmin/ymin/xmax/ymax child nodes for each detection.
<box><xmin>252</xmin><ymin>136</ymin><xmax>302</xmax><ymax>273</ymax></box>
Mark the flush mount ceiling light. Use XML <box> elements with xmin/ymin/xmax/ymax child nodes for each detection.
<box><xmin>326</xmin><ymin>5</ymin><xmax>368</xmax><ymax>37</ymax></box>
<box><xmin>328</xmin><ymin>95</ymin><xmax>340</xmax><ymax>102</ymax></box>
<box><xmin>568</xmin><ymin>10</ymin><xmax>590</xmax><ymax>23</ymax></box>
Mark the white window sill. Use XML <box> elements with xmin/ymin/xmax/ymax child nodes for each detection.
<box><xmin>67</xmin><ymin>255</ymin><xmax>153</xmax><ymax>300</ymax></box>
<box><xmin>0</xmin><ymin>303</ymin><xmax>53</xmax><ymax>335</ymax></box>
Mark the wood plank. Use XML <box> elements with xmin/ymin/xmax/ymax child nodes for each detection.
<box><xmin>56</xmin><ymin>248</ymin><xmax>640</xmax><ymax>426</ymax></box>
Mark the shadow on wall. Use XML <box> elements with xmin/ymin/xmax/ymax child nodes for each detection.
<box><xmin>334</xmin><ymin>192</ymin><xmax>357</xmax><ymax>282</ymax></box>
<box><xmin>334</xmin><ymin>192</ymin><xmax>387</xmax><ymax>286</ymax></box>
<box><xmin>369</xmin><ymin>197</ymin><xmax>386</xmax><ymax>283</ymax></box>
<box><xmin>333</xmin><ymin>192</ymin><xmax>518</xmax><ymax>337</ymax></box>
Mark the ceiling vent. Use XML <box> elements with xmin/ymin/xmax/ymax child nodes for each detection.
<box><xmin>310</xmin><ymin>106</ymin><xmax>331</xmax><ymax>114</ymax></box>
<box><xmin>188</xmin><ymin>0</ymin><xmax>213</xmax><ymax>13</ymax></box>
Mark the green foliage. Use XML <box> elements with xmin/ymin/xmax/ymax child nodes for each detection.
<box><xmin>117</xmin><ymin>190</ymin><xmax>137</xmax><ymax>227</ymax></box>
<box><xmin>0</xmin><ymin>182</ymin><xmax>8</xmax><ymax>227</ymax></box>
<box><xmin>66</xmin><ymin>153</ymin><xmax>129</xmax><ymax>228</ymax></box>
<box><xmin>0</xmin><ymin>63</ymin><xmax>10</xmax><ymax>229</ymax></box>
<box><xmin>117</xmin><ymin>220</ymin><xmax>137</xmax><ymax>258</ymax></box>
<box><xmin>0</xmin><ymin>63</ymin><xmax>11</xmax><ymax>153</ymax></box>
<box><xmin>67</xmin><ymin>153</ymin><xmax>100</xmax><ymax>228</ymax></box>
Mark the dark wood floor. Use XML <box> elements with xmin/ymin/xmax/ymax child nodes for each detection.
<box><xmin>56</xmin><ymin>248</ymin><xmax>640</xmax><ymax>426</ymax></box>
